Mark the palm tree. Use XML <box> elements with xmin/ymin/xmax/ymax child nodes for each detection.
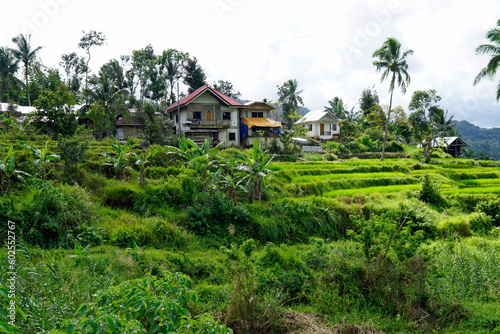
<box><xmin>372</xmin><ymin>37</ymin><xmax>413</xmax><ymax>160</ymax></box>
<box><xmin>474</xmin><ymin>19</ymin><xmax>500</xmax><ymax>100</ymax></box>
<box><xmin>85</xmin><ymin>74</ymin><xmax>128</xmax><ymax>134</ymax></box>
<box><xmin>277</xmin><ymin>79</ymin><xmax>304</xmax><ymax>129</ymax></box>
<box><xmin>0</xmin><ymin>47</ymin><xmax>21</xmax><ymax>102</ymax></box>
<box><xmin>10</xmin><ymin>34</ymin><xmax>43</xmax><ymax>106</ymax></box>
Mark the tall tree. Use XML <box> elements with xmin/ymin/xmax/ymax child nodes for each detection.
<box><xmin>359</xmin><ymin>88</ymin><xmax>380</xmax><ymax>117</ymax></box>
<box><xmin>372</xmin><ymin>37</ymin><xmax>413</xmax><ymax>160</ymax></box>
<box><xmin>0</xmin><ymin>47</ymin><xmax>20</xmax><ymax>102</ymax></box>
<box><xmin>159</xmin><ymin>49</ymin><xmax>189</xmax><ymax>105</ymax></box>
<box><xmin>474</xmin><ymin>19</ymin><xmax>500</xmax><ymax>100</ymax></box>
<box><xmin>60</xmin><ymin>52</ymin><xmax>87</xmax><ymax>93</ymax></box>
<box><xmin>277</xmin><ymin>79</ymin><xmax>304</xmax><ymax>129</ymax></box>
<box><xmin>32</xmin><ymin>85</ymin><xmax>78</xmax><ymax>138</ymax></box>
<box><xmin>408</xmin><ymin>89</ymin><xmax>444</xmax><ymax>163</ymax></box>
<box><xmin>325</xmin><ymin>96</ymin><xmax>352</xmax><ymax>119</ymax></box>
<box><xmin>183</xmin><ymin>56</ymin><xmax>207</xmax><ymax>94</ymax></box>
<box><xmin>78</xmin><ymin>30</ymin><xmax>106</xmax><ymax>93</ymax></box>
<box><xmin>131</xmin><ymin>45</ymin><xmax>156</xmax><ymax>102</ymax></box>
<box><xmin>212</xmin><ymin>80</ymin><xmax>241</xmax><ymax>99</ymax></box>
<box><xmin>10</xmin><ymin>34</ymin><xmax>43</xmax><ymax>106</ymax></box>
<box><xmin>85</xmin><ymin>73</ymin><xmax>127</xmax><ymax>135</ymax></box>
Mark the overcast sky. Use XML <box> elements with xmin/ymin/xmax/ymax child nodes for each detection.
<box><xmin>1</xmin><ymin>0</ymin><xmax>499</xmax><ymax>127</ymax></box>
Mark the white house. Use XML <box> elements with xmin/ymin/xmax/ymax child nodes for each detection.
<box><xmin>294</xmin><ymin>108</ymin><xmax>341</xmax><ymax>140</ymax></box>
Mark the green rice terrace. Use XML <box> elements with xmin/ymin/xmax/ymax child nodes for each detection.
<box><xmin>1</xmin><ymin>137</ymin><xmax>500</xmax><ymax>334</ymax></box>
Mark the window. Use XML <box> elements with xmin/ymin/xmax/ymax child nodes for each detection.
<box><xmin>193</xmin><ymin>112</ymin><xmax>201</xmax><ymax>120</ymax></box>
<box><xmin>307</xmin><ymin>124</ymin><xmax>313</xmax><ymax>131</ymax></box>
<box><xmin>331</xmin><ymin>123</ymin><xmax>337</xmax><ymax>131</ymax></box>
<box><xmin>175</xmin><ymin>115</ymin><xmax>179</xmax><ymax>123</ymax></box>
<box><xmin>223</xmin><ymin>112</ymin><xmax>231</xmax><ymax>120</ymax></box>
<box><xmin>228</xmin><ymin>132</ymin><xmax>236</xmax><ymax>141</ymax></box>
<box><xmin>252</xmin><ymin>112</ymin><xmax>263</xmax><ymax>118</ymax></box>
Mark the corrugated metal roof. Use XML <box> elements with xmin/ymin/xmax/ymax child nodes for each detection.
<box><xmin>165</xmin><ymin>85</ymin><xmax>245</xmax><ymax>112</ymax></box>
<box><xmin>295</xmin><ymin>108</ymin><xmax>340</xmax><ymax>124</ymax></box>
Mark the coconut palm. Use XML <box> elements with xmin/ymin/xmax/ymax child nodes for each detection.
<box><xmin>10</xmin><ymin>34</ymin><xmax>43</xmax><ymax>106</ymax></box>
<box><xmin>474</xmin><ymin>19</ymin><xmax>500</xmax><ymax>100</ymax></box>
<box><xmin>277</xmin><ymin>79</ymin><xmax>304</xmax><ymax>129</ymax></box>
<box><xmin>84</xmin><ymin>74</ymin><xmax>128</xmax><ymax>134</ymax></box>
<box><xmin>0</xmin><ymin>47</ymin><xmax>21</xmax><ymax>102</ymax></box>
<box><xmin>372</xmin><ymin>37</ymin><xmax>413</xmax><ymax>160</ymax></box>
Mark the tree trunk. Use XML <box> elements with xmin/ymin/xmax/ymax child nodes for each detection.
<box><xmin>25</xmin><ymin>62</ymin><xmax>31</xmax><ymax>106</ymax></box>
<box><xmin>380</xmin><ymin>72</ymin><xmax>395</xmax><ymax>161</ymax></box>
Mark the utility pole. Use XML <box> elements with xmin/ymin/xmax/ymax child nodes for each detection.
<box><xmin>177</xmin><ymin>82</ymin><xmax>181</xmax><ymax>148</ymax></box>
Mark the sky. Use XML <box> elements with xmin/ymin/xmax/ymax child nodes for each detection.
<box><xmin>1</xmin><ymin>0</ymin><xmax>499</xmax><ymax>127</ymax></box>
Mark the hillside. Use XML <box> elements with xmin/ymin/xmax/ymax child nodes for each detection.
<box><xmin>1</xmin><ymin>139</ymin><xmax>500</xmax><ymax>333</ymax></box>
<box><xmin>455</xmin><ymin>120</ymin><xmax>500</xmax><ymax>160</ymax></box>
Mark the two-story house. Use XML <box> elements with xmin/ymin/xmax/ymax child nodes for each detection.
<box><xmin>165</xmin><ymin>85</ymin><xmax>282</xmax><ymax>147</ymax></box>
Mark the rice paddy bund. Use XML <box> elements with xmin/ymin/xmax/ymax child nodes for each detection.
<box><xmin>269</xmin><ymin>159</ymin><xmax>500</xmax><ymax>197</ymax></box>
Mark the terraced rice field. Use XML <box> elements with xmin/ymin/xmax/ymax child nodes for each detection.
<box><xmin>270</xmin><ymin>159</ymin><xmax>500</xmax><ymax>198</ymax></box>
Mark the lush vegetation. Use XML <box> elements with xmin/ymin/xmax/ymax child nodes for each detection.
<box><xmin>0</xmin><ymin>134</ymin><xmax>499</xmax><ymax>334</ymax></box>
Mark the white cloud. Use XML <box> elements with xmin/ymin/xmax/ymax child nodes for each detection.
<box><xmin>1</xmin><ymin>0</ymin><xmax>499</xmax><ymax>126</ymax></box>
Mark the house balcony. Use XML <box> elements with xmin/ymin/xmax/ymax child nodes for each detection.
<box><xmin>185</xmin><ymin>119</ymin><xmax>230</xmax><ymax>129</ymax></box>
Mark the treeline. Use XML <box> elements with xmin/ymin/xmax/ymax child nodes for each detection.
<box><xmin>455</xmin><ymin>120</ymin><xmax>500</xmax><ymax>160</ymax></box>
<box><xmin>0</xmin><ymin>31</ymin><xmax>243</xmax><ymax>140</ymax></box>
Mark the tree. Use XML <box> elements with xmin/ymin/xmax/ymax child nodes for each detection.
<box><xmin>183</xmin><ymin>57</ymin><xmax>207</xmax><ymax>94</ymax></box>
<box><xmin>10</xmin><ymin>34</ymin><xmax>43</xmax><ymax>106</ymax></box>
<box><xmin>0</xmin><ymin>47</ymin><xmax>21</xmax><ymax>102</ymax></box>
<box><xmin>159</xmin><ymin>49</ymin><xmax>189</xmax><ymax>105</ymax></box>
<box><xmin>78</xmin><ymin>30</ymin><xmax>106</xmax><ymax>92</ymax></box>
<box><xmin>85</xmin><ymin>73</ymin><xmax>128</xmax><ymax>135</ymax></box>
<box><xmin>325</xmin><ymin>96</ymin><xmax>358</xmax><ymax>122</ymax></box>
<box><xmin>60</xmin><ymin>52</ymin><xmax>87</xmax><ymax>93</ymax></box>
<box><xmin>372</xmin><ymin>37</ymin><xmax>413</xmax><ymax>160</ymax></box>
<box><xmin>359</xmin><ymin>88</ymin><xmax>380</xmax><ymax>117</ymax></box>
<box><xmin>408</xmin><ymin>89</ymin><xmax>444</xmax><ymax>163</ymax></box>
<box><xmin>212</xmin><ymin>80</ymin><xmax>241</xmax><ymax>99</ymax></box>
<box><xmin>32</xmin><ymin>85</ymin><xmax>78</xmax><ymax>138</ymax></box>
<box><xmin>474</xmin><ymin>19</ymin><xmax>500</xmax><ymax>100</ymax></box>
<box><xmin>277</xmin><ymin>79</ymin><xmax>304</xmax><ymax>129</ymax></box>
<box><xmin>130</xmin><ymin>45</ymin><xmax>156</xmax><ymax>102</ymax></box>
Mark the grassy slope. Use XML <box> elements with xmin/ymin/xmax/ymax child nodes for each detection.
<box><xmin>1</xmin><ymin>143</ymin><xmax>500</xmax><ymax>333</ymax></box>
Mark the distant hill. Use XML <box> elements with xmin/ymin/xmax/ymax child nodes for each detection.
<box><xmin>455</xmin><ymin>120</ymin><xmax>500</xmax><ymax>160</ymax></box>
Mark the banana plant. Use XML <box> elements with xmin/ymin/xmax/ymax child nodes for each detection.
<box><xmin>102</xmin><ymin>140</ymin><xmax>132</xmax><ymax>180</ymax></box>
<box><xmin>20</xmin><ymin>141</ymin><xmax>60</xmax><ymax>180</ymax></box>
<box><xmin>131</xmin><ymin>148</ymin><xmax>159</xmax><ymax>187</ymax></box>
<box><xmin>0</xmin><ymin>146</ymin><xmax>30</xmax><ymax>192</ymax></box>
<box><xmin>235</xmin><ymin>139</ymin><xmax>275</xmax><ymax>202</ymax></box>
<box><xmin>165</xmin><ymin>136</ymin><xmax>225</xmax><ymax>162</ymax></box>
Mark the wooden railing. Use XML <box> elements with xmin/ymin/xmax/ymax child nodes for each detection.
<box><xmin>188</xmin><ymin>119</ymin><xmax>230</xmax><ymax>128</ymax></box>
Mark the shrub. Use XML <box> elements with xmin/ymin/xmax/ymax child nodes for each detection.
<box><xmin>469</xmin><ymin>212</ymin><xmax>493</xmax><ymax>234</ymax></box>
<box><xmin>102</xmin><ymin>181</ymin><xmax>140</xmax><ymax>209</ymax></box>
<box><xmin>476</xmin><ymin>199</ymin><xmax>500</xmax><ymax>226</ymax></box>
<box><xmin>56</xmin><ymin>272</ymin><xmax>232</xmax><ymax>334</ymax></box>
<box><xmin>419</xmin><ymin>171</ymin><xmax>446</xmax><ymax>207</ymax></box>
<box><xmin>19</xmin><ymin>185</ymin><xmax>97</xmax><ymax>248</ymax></box>
<box><xmin>385</xmin><ymin>140</ymin><xmax>404</xmax><ymax>152</ymax></box>
<box><xmin>438</xmin><ymin>217</ymin><xmax>471</xmax><ymax>238</ymax></box>
<box><xmin>188</xmin><ymin>192</ymin><xmax>250</xmax><ymax>238</ymax></box>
